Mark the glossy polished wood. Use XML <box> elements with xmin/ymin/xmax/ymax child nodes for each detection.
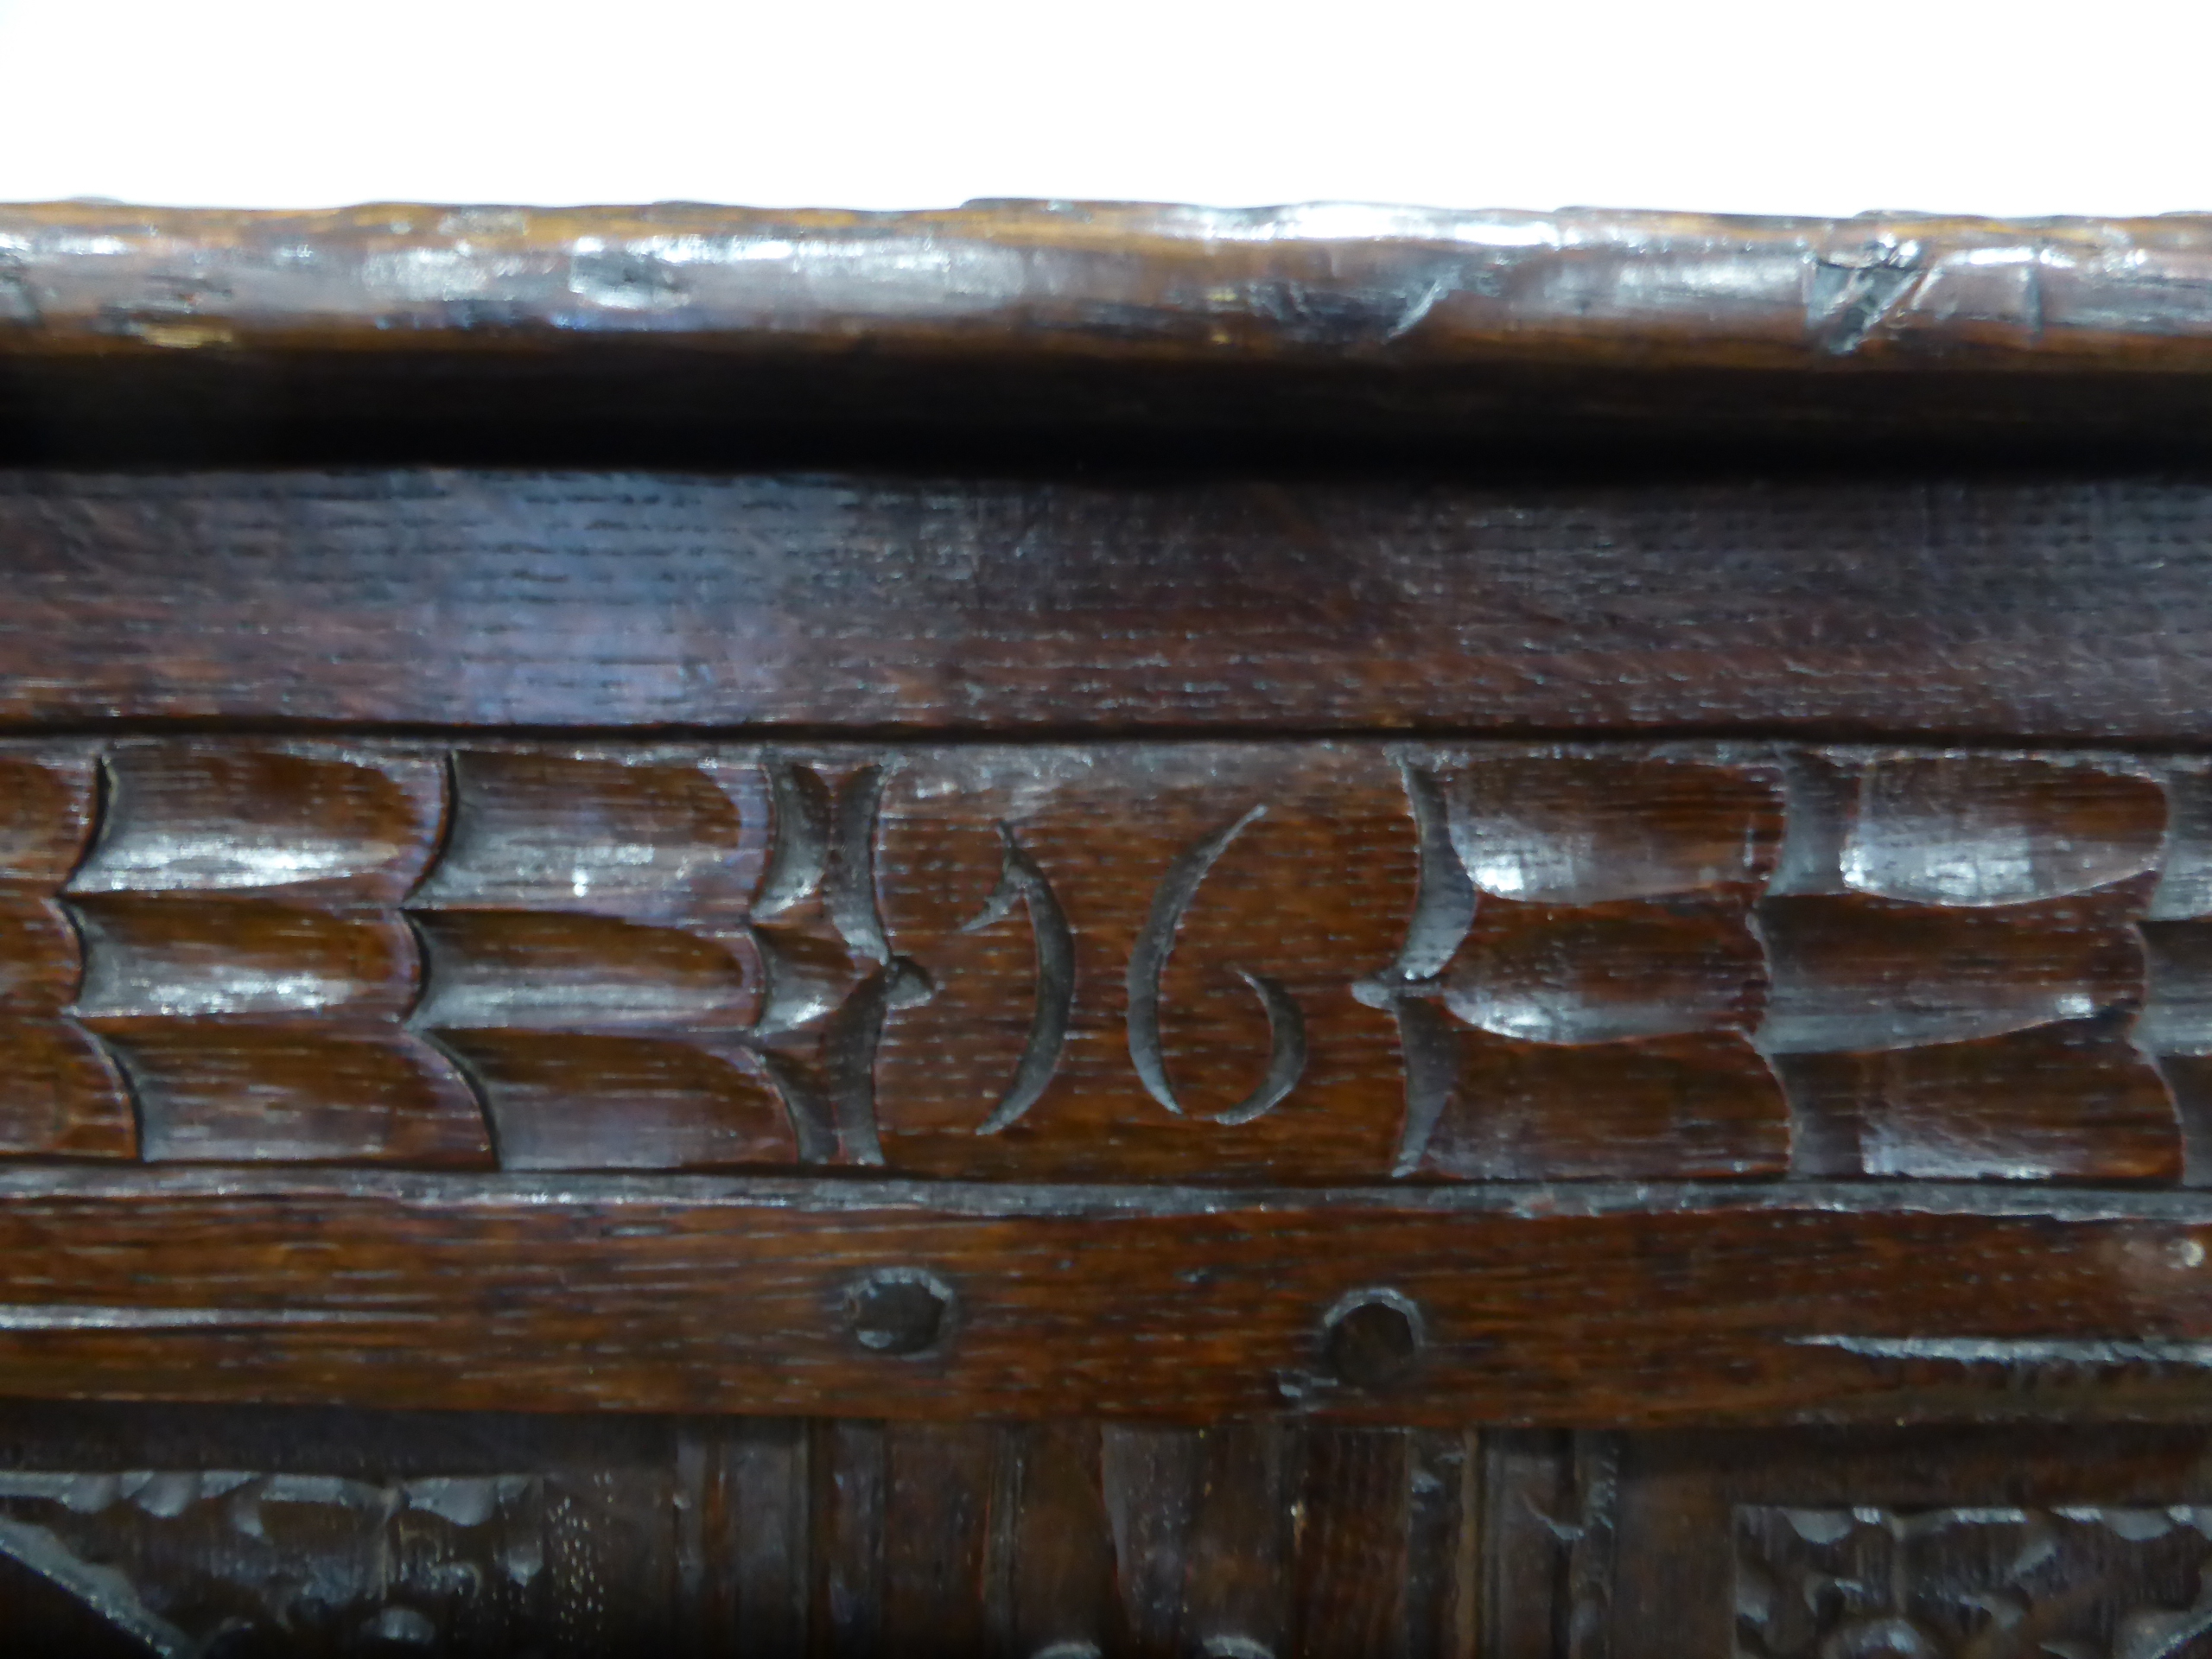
<box><xmin>11</xmin><ymin>200</ymin><xmax>2212</xmax><ymax>366</ymax></box>
<box><xmin>15</xmin><ymin>205</ymin><xmax>2212</xmax><ymax>465</ymax></box>
<box><xmin>10</xmin><ymin>200</ymin><xmax>2212</xmax><ymax>1650</ymax></box>
<box><xmin>2</xmin><ymin>1172</ymin><xmax>2212</xmax><ymax>1423</ymax></box>
<box><xmin>0</xmin><ymin>736</ymin><xmax>2204</xmax><ymax>1187</ymax></box>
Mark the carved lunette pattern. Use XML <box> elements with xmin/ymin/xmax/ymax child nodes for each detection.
<box><xmin>2</xmin><ymin>738</ymin><xmax>2208</xmax><ymax>1184</ymax></box>
<box><xmin>1735</xmin><ymin>1503</ymin><xmax>2212</xmax><ymax>1658</ymax></box>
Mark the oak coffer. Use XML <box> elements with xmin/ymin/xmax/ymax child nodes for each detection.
<box><xmin>5</xmin><ymin>200</ymin><xmax>2212</xmax><ymax>1654</ymax></box>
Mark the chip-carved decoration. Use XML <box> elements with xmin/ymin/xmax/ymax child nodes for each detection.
<box><xmin>1359</xmin><ymin>754</ymin><xmax>1789</xmax><ymax>1179</ymax></box>
<box><xmin>73</xmin><ymin>744</ymin><xmax>488</xmax><ymax>1166</ymax></box>
<box><xmin>411</xmin><ymin>747</ymin><xmax>796</xmax><ymax>1168</ymax></box>
<box><xmin>1735</xmin><ymin>1503</ymin><xmax>2212</xmax><ymax>1658</ymax></box>
<box><xmin>1764</xmin><ymin>753</ymin><xmax>2175</xmax><ymax>1182</ymax></box>
<box><xmin>1</xmin><ymin>737</ymin><xmax>2208</xmax><ymax>1182</ymax></box>
<box><xmin>0</xmin><ymin>747</ymin><xmax>133</xmax><ymax>1157</ymax></box>
<box><xmin>0</xmin><ymin>1467</ymin><xmax>552</xmax><ymax>1656</ymax></box>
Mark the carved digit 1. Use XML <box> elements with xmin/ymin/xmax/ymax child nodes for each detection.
<box><xmin>962</xmin><ymin>825</ymin><xmax>1074</xmax><ymax>1135</ymax></box>
<box><xmin>1126</xmin><ymin>805</ymin><xmax>1306</xmax><ymax>1126</ymax></box>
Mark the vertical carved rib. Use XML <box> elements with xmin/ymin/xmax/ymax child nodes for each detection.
<box><xmin>753</xmin><ymin>761</ymin><xmax>832</xmax><ymax>920</ymax></box>
<box><xmin>0</xmin><ymin>744</ymin><xmax>135</xmax><ymax>1158</ymax></box>
<box><xmin>816</xmin><ymin>959</ymin><xmax>935</xmax><ymax>1166</ymax></box>
<box><xmin>752</xmin><ymin>1050</ymin><xmax>840</xmax><ymax>1165</ymax></box>
<box><xmin>1565</xmin><ymin>1433</ymin><xmax>1621</xmax><ymax>1659</ymax></box>
<box><xmin>963</xmin><ymin>826</ymin><xmax>1073</xmax><ymax>1136</ymax></box>
<box><xmin>1373</xmin><ymin>761</ymin><xmax>1476</xmax><ymax>989</ymax></box>
<box><xmin>1385</xmin><ymin>999</ymin><xmax>1462</xmax><ymax>1179</ymax></box>
<box><xmin>825</xmin><ymin>764</ymin><xmax>894</xmax><ymax>966</ymax></box>
<box><xmin>2142</xmin><ymin>762</ymin><xmax>2212</xmax><ymax>1185</ymax></box>
<box><xmin>742</xmin><ymin>756</ymin><xmax>933</xmax><ymax>1165</ymax></box>
<box><xmin>1357</xmin><ymin>760</ymin><xmax>1476</xmax><ymax>1176</ymax></box>
<box><xmin>1127</xmin><ymin>805</ymin><xmax>1308</xmax><ymax>1127</ymax></box>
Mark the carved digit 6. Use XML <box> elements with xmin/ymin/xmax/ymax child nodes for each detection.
<box><xmin>1125</xmin><ymin>805</ymin><xmax>1307</xmax><ymax>1125</ymax></box>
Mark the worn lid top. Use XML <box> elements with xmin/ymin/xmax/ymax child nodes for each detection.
<box><xmin>5</xmin><ymin>199</ymin><xmax>2212</xmax><ymax>370</ymax></box>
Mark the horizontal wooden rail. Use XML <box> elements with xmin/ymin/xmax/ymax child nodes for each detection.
<box><xmin>1</xmin><ymin>1171</ymin><xmax>2209</xmax><ymax>1422</ymax></box>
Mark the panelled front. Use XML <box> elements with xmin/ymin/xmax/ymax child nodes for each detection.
<box><xmin>16</xmin><ymin>204</ymin><xmax>2212</xmax><ymax>1655</ymax></box>
<box><xmin>5</xmin><ymin>1406</ymin><xmax>2212</xmax><ymax>1658</ymax></box>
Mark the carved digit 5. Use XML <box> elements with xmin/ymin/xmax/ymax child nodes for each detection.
<box><xmin>1126</xmin><ymin>805</ymin><xmax>1307</xmax><ymax>1125</ymax></box>
<box><xmin>962</xmin><ymin>826</ymin><xmax>1074</xmax><ymax>1135</ymax></box>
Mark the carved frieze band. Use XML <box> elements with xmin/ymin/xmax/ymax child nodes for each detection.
<box><xmin>2</xmin><ymin>739</ymin><xmax>2207</xmax><ymax>1184</ymax></box>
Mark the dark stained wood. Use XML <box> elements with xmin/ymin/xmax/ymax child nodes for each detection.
<box><xmin>0</xmin><ymin>1401</ymin><xmax>1481</xmax><ymax>1657</ymax></box>
<box><xmin>14</xmin><ymin>204</ymin><xmax>2212</xmax><ymax>467</ymax></box>
<box><xmin>13</xmin><ymin>471</ymin><xmax>2212</xmax><ymax>738</ymax></box>
<box><xmin>10</xmin><ymin>1402</ymin><xmax>2212</xmax><ymax>1657</ymax></box>
<box><xmin>0</xmin><ymin>1172</ymin><xmax>2208</xmax><ymax>1422</ymax></box>
<box><xmin>12</xmin><ymin>201</ymin><xmax>2212</xmax><ymax>372</ymax></box>
<box><xmin>18</xmin><ymin>200</ymin><xmax>2212</xmax><ymax>1649</ymax></box>
<box><xmin>0</xmin><ymin>735</ymin><xmax>2202</xmax><ymax>1186</ymax></box>
<box><xmin>1505</xmin><ymin>1426</ymin><xmax>2212</xmax><ymax>1657</ymax></box>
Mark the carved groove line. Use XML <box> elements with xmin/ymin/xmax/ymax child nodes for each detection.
<box><xmin>56</xmin><ymin>755</ymin><xmax>141</xmax><ymax>1155</ymax></box>
<box><xmin>963</xmin><ymin>824</ymin><xmax>1074</xmax><ymax>1135</ymax></box>
<box><xmin>402</xmin><ymin>749</ymin><xmax>498</xmax><ymax>1162</ymax></box>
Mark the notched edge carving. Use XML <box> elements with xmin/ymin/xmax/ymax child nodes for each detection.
<box><xmin>1356</xmin><ymin>761</ymin><xmax>1477</xmax><ymax>1175</ymax></box>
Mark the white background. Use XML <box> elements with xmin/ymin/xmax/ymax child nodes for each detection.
<box><xmin>0</xmin><ymin>0</ymin><xmax>2204</xmax><ymax>217</ymax></box>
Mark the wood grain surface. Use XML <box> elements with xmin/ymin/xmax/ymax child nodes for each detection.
<box><xmin>9</xmin><ymin>469</ymin><xmax>2212</xmax><ymax>737</ymax></box>
<box><xmin>0</xmin><ymin>1172</ymin><xmax>2209</xmax><ymax>1423</ymax></box>
<box><xmin>15</xmin><ymin>202</ymin><xmax>2212</xmax><ymax>1649</ymax></box>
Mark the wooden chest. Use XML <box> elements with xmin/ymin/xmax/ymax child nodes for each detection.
<box><xmin>4</xmin><ymin>200</ymin><xmax>2212</xmax><ymax>1654</ymax></box>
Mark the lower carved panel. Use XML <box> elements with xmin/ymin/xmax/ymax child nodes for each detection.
<box><xmin>0</xmin><ymin>1469</ymin><xmax>553</xmax><ymax>1657</ymax></box>
<box><xmin>0</xmin><ymin>1406</ymin><xmax>1475</xmax><ymax>1659</ymax></box>
<box><xmin>5</xmin><ymin>1411</ymin><xmax>2211</xmax><ymax>1658</ymax></box>
<box><xmin>1736</xmin><ymin>1504</ymin><xmax>2212</xmax><ymax>1658</ymax></box>
<box><xmin>1488</xmin><ymin>1427</ymin><xmax>2212</xmax><ymax>1659</ymax></box>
